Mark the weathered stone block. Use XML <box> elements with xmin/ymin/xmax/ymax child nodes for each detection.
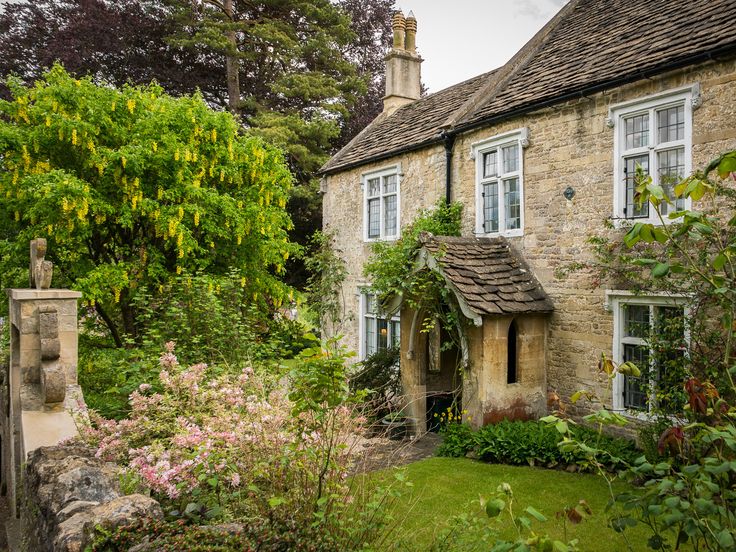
<box><xmin>41</xmin><ymin>338</ymin><xmax>61</xmax><ymax>361</ymax></box>
<box><xmin>41</xmin><ymin>363</ymin><xmax>66</xmax><ymax>403</ymax></box>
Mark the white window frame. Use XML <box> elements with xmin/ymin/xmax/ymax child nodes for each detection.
<box><xmin>362</xmin><ymin>165</ymin><xmax>400</xmax><ymax>242</ymax></box>
<box><xmin>606</xmin><ymin>291</ymin><xmax>690</xmax><ymax>416</ymax></box>
<box><xmin>358</xmin><ymin>290</ymin><xmax>400</xmax><ymax>360</ymax></box>
<box><xmin>610</xmin><ymin>85</ymin><xmax>698</xmax><ymax>224</ymax></box>
<box><xmin>471</xmin><ymin>128</ymin><xmax>528</xmax><ymax>238</ymax></box>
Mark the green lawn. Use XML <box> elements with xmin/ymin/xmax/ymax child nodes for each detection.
<box><xmin>364</xmin><ymin>457</ymin><xmax>650</xmax><ymax>551</ymax></box>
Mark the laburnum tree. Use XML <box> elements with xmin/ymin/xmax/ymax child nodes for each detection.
<box><xmin>0</xmin><ymin>65</ymin><xmax>297</xmax><ymax>347</ymax></box>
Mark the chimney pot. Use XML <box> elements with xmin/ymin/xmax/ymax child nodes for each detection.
<box><xmin>392</xmin><ymin>11</ymin><xmax>406</xmax><ymax>50</ymax></box>
<box><xmin>405</xmin><ymin>11</ymin><xmax>417</xmax><ymax>53</ymax></box>
<box><xmin>383</xmin><ymin>9</ymin><xmax>422</xmax><ymax>114</ymax></box>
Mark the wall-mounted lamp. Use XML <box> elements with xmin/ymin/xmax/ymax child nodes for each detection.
<box><xmin>563</xmin><ymin>186</ymin><xmax>575</xmax><ymax>201</ymax></box>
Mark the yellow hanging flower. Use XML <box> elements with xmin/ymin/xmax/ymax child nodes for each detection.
<box><xmin>176</xmin><ymin>266</ymin><xmax>182</xmax><ymax>275</ymax></box>
<box><xmin>152</xmin><ymin>141</ymin><xmax>158</xmax><ymax>152</ymax></box>
<box><xmin>211</xmin><ymin>129</ymin><xmax>217</xmax><ymax>142</ymax></box>
<box><xmin>45</xmin><ymin>116</ymin><xmax>51</xmax><ymax>127</ymax></box>
<box><xmin>178</xmin><ymin>206</ymin><xmax>184</xmax><ymax>220</ymax></box>
<box><xmin>126</xmin><ymin>99</ymin><xmax>136</xmax><ymax>114</ymax></box>
<box><xmin>240</xmin><ymin>277</ymin><xmax>246</xmax><ymax>288</ymax></box>
<box><xmin>194</xmin><ymin>211</ymin><xmax>200</xmax><ymax>227</ymax></box>
<box><xmin>157</xmin><ymin>187</ymin><xmax>163</xmax><ymax>200</ymax></box>
<box><xmin>237</xmin><ymin>235</ymin><xmax>242</xmax><ymax>245</ymax></box>
<box><xmin>121</xmin><ymin>156</ymin><xmax>127</xmax><ymax>169</ymax></box>
<box><xmin>175</xmin><ymin>149</ymin><xmax>180</xmax><ymax>162</ymax></box>
<box><xmin>71</xmin><ymin>128</ymin><xmax>78</xmax><ymax>145</ymax></box>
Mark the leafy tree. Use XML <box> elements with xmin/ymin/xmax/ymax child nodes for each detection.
<box><xmin>0</xmin><ymin>0</ymin><xmax>398</xmax><ymax>287</ymax></box>
<box><xmin>0</xmin><ymin>0</ymin><xmax>223</xmax><ymax>104</ymax></box>
<box><xmin>0</xmin><ymin>65</ymin><xmax>297</xmax><ymax>346</ymax></box>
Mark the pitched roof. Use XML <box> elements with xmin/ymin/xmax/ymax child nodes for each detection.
<box><xmin>458</xmin><ymin>0</ymin><xmax>736</xmax><ymax>130</ymax></box>
<box><xmin>320</xmin><ymin>70</ymin><xmax>494</xmax><ymax>174</ymax></box>
<box><xmin>321</xmin><ymin>0</ymin><xmax>736</xmax><ymax>175</ymax></box>
<box><xmin>419</xmin><ymin>235</ymin><xmax>553</xmax><ymax>322</ymax></box>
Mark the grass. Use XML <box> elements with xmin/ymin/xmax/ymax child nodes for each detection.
<box><xmin>365</xmin><ymin>457</ymin><xmax>650</xmax><ymax>551</ymax></box>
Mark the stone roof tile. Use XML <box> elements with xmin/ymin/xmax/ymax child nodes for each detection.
<box><xmin>421</xmin><ymin>235</ymin><xmax>553</xmax><ymax>316</ymax></box>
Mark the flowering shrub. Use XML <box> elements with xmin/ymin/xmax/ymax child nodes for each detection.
<box><xmin>77</xmin><ymin>342</ymin><xmax>391</xmax><ymax>548</ymax></box>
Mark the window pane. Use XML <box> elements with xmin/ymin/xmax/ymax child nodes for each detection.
<box><xmin>367</xmin><ymin>178</ymin><xmax>380</xmax><ymax>197</ymax></box>
<box><xmin>502</xmin><ymin>144</ymin><xmax>519</xmax><ymax>173</ymax></box>
<box><xmin>504</xmin><ymin>177</ymin><xmax>521</xmax><ymax>231</ymax></box>
<box><xmin>383</xmin><ymin>174</ymin><xmax>397</xmax><ymax>194</ymax></box>
<box><xmin>623</xmin><ymin>344</ymin><xmax>649</xmax><ymax>410</ymax></box>
<box><xmin>367</xmin><ymin>198</ymin><xmax>380</xmax><ymax>238</ymax></box>
<box><xmin>658</xmin><ymin>148</ymin><xmax>686</xmax><ymax>215</ymax></box>
<box><xmin>482</xmin><ymin>181</ymin><xmax>499</xmax><ymax>233</ymax></box>
<box><xmin>365</xmin><ymin>317</ymin><xmax>376</xmax><ymax>355</ymax></box>
<box><xmin>624</xmin><ymin>155</ymin><xmax>649</xmax><ymax>218</ymax></box>
<box><xmin>657</xmin><ymin>105</ymin><xmax>684</xmax><ymax>143</ymax></box>
<box><xmin>625</xmin><ymin>113</ymin><xmax>649</xmax><ymax>149</ymax></box>
<box><xmin>377</xmin><ymin>318</ymin><xmax>389</xmax><ymax>351</ymax></box>
<box><xmin>483</xmin><ymin>150</ymin><xmax>497</xmax><ymax>178</ymax></box>
<box><xmin>383</xmin><ymin>194</ymin><xmax>397</xmax><ymax>236</ymax></box>
<box><xmin>624</xmin><ymin>304</ymin><xmax>650</xmax><ymax>338</ymax></box>
<box><xmin>365</xmin><ymin>293</ymin><xmax>377</xmax><ymax>315</ymax></box>
<box><xmin>390</xmin><ymin>320</ymin><xmax>400</xmax><ymax>348</ymax></box>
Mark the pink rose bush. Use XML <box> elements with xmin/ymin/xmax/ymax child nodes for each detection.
<box><xmin>76</xmin><ymin>343</ymin><xmax>362</xmax><ymax>527</ymax></box>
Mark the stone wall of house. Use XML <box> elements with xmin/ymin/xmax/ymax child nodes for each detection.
<box><xmin>322</xmin><ymin>57</ymin><xmax>736</xmax><ymax>414</ymax></box>
<box><xmin>451</xmin><ymin>57</ymin><xmax>736</xmax><ymax>409</ymax></box>
<box><xmin>21</xmin><ymin>444</ymin><xmax>163</xmax><ymax>552</ymax></box>
<box><xmin>322</xmin><ymin>146</ymin><xmax>446</xmax><ymax>352</ymax></box>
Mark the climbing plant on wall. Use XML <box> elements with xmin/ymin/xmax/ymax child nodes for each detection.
<box><xmin>363</xmin><ymin>200</ymin><xmax>465</xmax><ymax>357</ymax></box>
<box><xmin>0</xmin><ymin>65</ymin><xmax>297</xmax><ymax>346</ymax></box>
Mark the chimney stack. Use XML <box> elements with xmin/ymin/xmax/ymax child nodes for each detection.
<box><xmin>384</xmin><ymin>10</ymin><xmax>422</xmax><ymax>114</ymax></box>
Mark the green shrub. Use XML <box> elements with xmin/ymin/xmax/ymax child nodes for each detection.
<box><xmin>437</xmin><ymin>420</ymin><xmax>638</xmax><ymax>471</ymax></box>
<box><xmin>436</xmin><ymin>422</ymin><xmax>476</xmax><ymax>458</ymax></box>
<box><xmin>349</xmin><ymin>347</ymin><xmax>401</xmax><ymax>419</ymax></box>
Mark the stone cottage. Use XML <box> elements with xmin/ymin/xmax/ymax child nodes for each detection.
<box><xmin>320</xmin><ymin>0</ymin><xmax>736</xmax><ymax>432</ymax></box>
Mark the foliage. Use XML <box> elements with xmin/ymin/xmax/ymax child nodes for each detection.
<box><xmin>546</xmin><ymin>151</ymin><xmax>736</xmax><ymax>551</ymax></box>
<box><xmin>0</xmin><ymin>0</ymin><xmax>398</xmax><ymax>289</ymax></box>
<box><xmin>364</xmin><ymin>200</ymin><xmax>465</xmax><ymax>381</ymax></box>
<box><xmin>303</xmin><ymin>230</ymin><xmax>349</xmax><ymax>336</ymax></box>
<box><xmin>349</xmin><ymin>346</ymin><xmax>401</xmax><ymax>419</ymax></box>
<box><xmin>436</xmin><ymin>420</ymin><xmax>638</xmax><ymax>471</ymax></box>
<box><xmin>0</xmin><ymin>0</ymin><xmax>222</xmax><ymax>104</ymax></box>
<box><xmin>77</xmin><ymin>339</ymin><xmax>161</xmax><ymax>420</ymax></box>
<box><xmin>0</xmin><ymin>66</ymin><xmax>296</xmax><ymax>345</ymax></box>
<box><xmin>89</xmin><ymin>516</ymin><xmax>333</xmax><ymax>552</ymax></box>
<box><xmin>78</xmin><ymin>342</ymin><xmax>395</xmax><ymax>550</ymax></box>
<box><xmin>78</xmin><ymin>271</ymin><xmax>312</xmax><ymax>419</ymax></box>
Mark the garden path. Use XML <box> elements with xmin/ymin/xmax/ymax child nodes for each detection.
<box><xmin>352</xmin><ymin>432</ymin><xmax>442</xmax><ymax>473</ymax></box>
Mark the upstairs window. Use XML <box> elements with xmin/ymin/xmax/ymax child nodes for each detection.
<box><xmin>363</xmin><ymin>167</ymin><xmax>399</xmax><ymax>241</ymax></box>
<box><xmin>473</xmin><ymin>129</ymin><xmax>527</xmax><ymax>237</ymax></box>
<box><xmin>611</xmin><ymin>88</ymin><xmax>695</xmax><ymax>222</ymax></box>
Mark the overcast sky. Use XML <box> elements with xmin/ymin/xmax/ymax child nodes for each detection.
<box><xmin>394</xmin><ymin>0</ymin><xmax>568</xmax><ymax>93</ymax></box>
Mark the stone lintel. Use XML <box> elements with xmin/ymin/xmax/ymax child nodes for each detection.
<box><xmin>7</xmin><ymin>289</ymin><xmax>82</xmax><ymax>301</ymax></box>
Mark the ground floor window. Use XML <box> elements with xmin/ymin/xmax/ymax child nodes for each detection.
<box><xmin>361</xmin><ymin>291</ymin><xmax>400</xmax><ymax>359</ymax></box>
<box><xmin>609</xmin><ymin>293</ymin><xmax>688</xmax><ymax>413</ymax></box>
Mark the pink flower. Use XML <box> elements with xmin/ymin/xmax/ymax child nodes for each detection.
<box><xmin>138</xmin><ymin>383</ymin><xmax>152</xmax><ymax>392</ymax></box>
<box><xmin>230</xmin><ymin>472</ymin><xmax>241</xmax><ymax>487</ymax></box>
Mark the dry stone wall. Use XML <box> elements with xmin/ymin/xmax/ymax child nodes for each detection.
<box><xmin>21</xmin><ymin>444</ymin><xmax>163</xmax><ymax>552</ymax></box>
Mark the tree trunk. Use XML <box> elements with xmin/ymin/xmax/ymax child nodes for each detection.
<box><xmin>224</xmin><ymin>0</ymin><xmax>240</xmax><ymax>115</ymax></box>
<box><xmin>95</xmin><ymin>303</ymin><xmax>123</xmax><ymax>348</ymax></box>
